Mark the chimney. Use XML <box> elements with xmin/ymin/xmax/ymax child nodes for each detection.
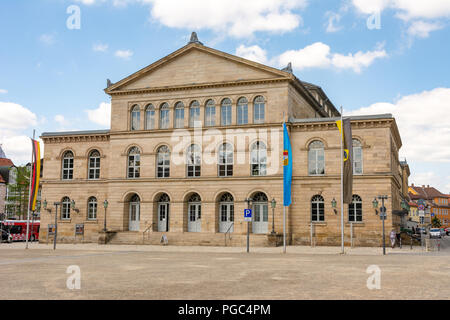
<box><xmin>427</xmin><ymin>185</ymin><xmax>429</xmax><ymax>188</ymax></box>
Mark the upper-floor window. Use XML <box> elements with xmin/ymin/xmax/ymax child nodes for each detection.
<box><xmin>127</xmin><ymin>147</ymin><xmax>140</xmax><ymax>179</ymax></box>
<box><xmin>145</xmin><ymin>104</ymin><xmax>155</xmax><ymax>130</ymax></box>
<box><xmin>61</xmin><ymin>196</ymin><xmax>71</xmax><ymax>220</ymax></box>
<box><xmin>349</xmin><ymin>195</ymin><xmax>362</xmax><ymax>222</ymax></box>
<box><xmin>62</xmin><ymin>151</ymin><xmax>74</xmax><ymax>180</ymax></box>
<box><xmin>221</xmin><ymin>98</ymin><xmax>232</xmax><ymax>126</ymax></box>
<box><xmin>157</xmin><ymin>145</ymin><xmax>170</xmax><ymax>178</ymax></box>
<box><xmin>253</xmin><ymin>96</ymin><xmax>265</xmax><ymax>124</ymax></box>
<box><xmin>308</xmin><ymin>140</ymin><xmax>325</xmax><ymax>175</ymax></box>
<box><xmin>187</xmin><ymin>144</ymin><xmax>201</xmax><ymax>177</ymax></box>
<box><xmin>174</xmin><ymin>102</ymin><xmax>185</xmax><ymax>129</ymax></box>
<box><xmin>353</xmin><ymin>139</ymin><xmax>363</xmax><ymax>175</ymax></box>
<box><xmin>131</xmin><ymin>105</ymin><xmax>140</xmax><ymax>131</ymax></box>
<box><xmin>160</xmin><ymin>103</ymin><xmax>170</xmax><ymax>129</ymax></box>
<box><xmin>218</xmin><ymin>143</ymin><xmax>233</xmax><ymax>177</ymax></box>
<box><xmin>189</xmin><ymin>101</ymin><xmax>200</xmax><ymax>127</ymax></box>
<box><xmin>88</xmin><ymin>150</ymin><xmax>100</xmax><ymax>180</ymax></box>
<box><xmin>311</xmin><ymin>195</ymin><xmax>325</xmax><ymax>222</ymax></box>
<box><xmin>251</xmin><ymin>141</ymin><xmax>267</xmax><ymax>176</ymax></box>
<box><xmin>237</xmin><ymin>97</ymin><xmax>248</xmax><ymax>125</ymax></box>
<box><xmin>87</xmin><ymin>196</ymin><xmax>97</xmax><ymax>220</ymax></box>
<box><xmin>205</xmin><ymin>99</ymin><xmax>216</xmax><ymax>127</ymax></box>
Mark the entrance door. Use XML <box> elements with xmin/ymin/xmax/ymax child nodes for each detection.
<box><xmin>252</xmin><ymin>203</ymin><xmax>268</xmax><ymax>234</ymax></box>
<box><xmin>129</xmin><ymin>202</ymin><xmax>140</xmax><ymax>231</ymax></box>
<box><xmin>188</xmin><ymin>203</ymin><xmax>201</xmax><ymax>232</ymax></box>
<box><xmin>158</xmin><ymin>202</ymin><xmax>169</xmax><ymax>232</ymax></box>
<box><xmin>219</xmin><ymin>203</ymin><xmax>234</xmax><ymax>233</ymax></box>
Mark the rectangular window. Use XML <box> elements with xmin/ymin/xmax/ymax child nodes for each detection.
<box><xmin>237</xmin><ymin>105</ymin><xmax>248</xmax><ymax>125</ymax></box>
<box><xmin>205</xmin><ymin>106</ymin><xmax>216</xmax><ymax>126</ymax></box>
<box><xmin>175</xmin><ymin>108</ymin><xmax>184</xmax><ymax>128</ymax></box>
<box><xmin>190</xmin><ymin>108</ymin><xmax>200</xmax><ymax>127</ymax></box>
<box><xmin>160</xmin><ymin>109</ymin><xmax>169</xmax><ymax>129</ymax></box>
<box><xmin>146</xmin><ymin>110</ymin><xmax>155</xmax><ymax>129</ymax></box>
<box><xmin>221</xmin><ymin>106</ymin><xmax>231</xmax><ymax>126</ymax></box>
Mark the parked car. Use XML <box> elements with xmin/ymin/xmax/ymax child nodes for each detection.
<box><xmin>417</xmin><ymin>227</ymin><xmax>427</xmax><ymax>235</ymax></box>
<box><xmin>429</xmin><ymin>228</ymin><xmax>441</xmax><ymax>239</ymax></box>
<box><xmin>1</xmin><ymin>229</ymin><xmax>12</xmax><ymax>243</ymax></box>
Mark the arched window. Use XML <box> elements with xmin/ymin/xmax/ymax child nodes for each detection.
<box><xmin>187</xmin><ymin>144</ymin><xmax>201</xmax><ymax>177</ymax></box>
<box><xmin>221</xmin><ymin>98</ymin><xmax>232</xmax><ymax>126</ymax></box>
<box><xmin>189</xmin><ymin>100</ymin><xmax>200</xmax><ymax>127</ymax></box>
<box><xmin>237</xmin><ymin>97</ymin><xmax>248</xmax><ymax>125</ymax></box>
<box><xmin>174</xmin><ymin>102</ymin><xmax>185</xmax><ymax>128</ymax></box>
<box><xmin>61</xmin><ymin>197</ymin><xmax>71</xmax><ymax>220</ymax></box>
<box><xmin>308</xmin><ymin>140</ymin><xmax>325</xmax><ymax>175</ymax></box>
<box><xmin>219</xmin><ymin>193</ymin><xmax>234</xmax><ymax>233</ymax></box>
<box><xmin>157</xmin><ymin>146</ymin><xmax>170</xmax><ymax>178</ymax></box>
<box><xmin>159</xmin><ymin>103</ymin><xmax>170</xmax><ymax>129</ymax></box>
<box><xmin>349</xmin><ymin>195</ymin><xmax>362</xmax><ymax>222</ymax></box>
<box><xmin>253</xmin><ymin>96</ymin><xmax>265</xmax><ymax>124</ymax></box>
<box><xmin>252</xmin><ymin>192</ymin><xmax>269</xmax><ymax>234</ymax></box>
<box><xmin>157</xmin><ymin>193</ymin><xmax>170</xmax><ymax>232</ymax></box>
<box><xmin>130</xmin><ymin>105</ymin><xmax>140</xmax><ymax>131</ymax></box>
<box><xmin>311</xmin><ymin>195</ymin><xmax>325</xmax><ymax>222</ymax></box>
<box><xmin>188</xmin><ymin>193</ymin><xmax>202</xmax><ymax>232</ymax></box>
<box><xmin>218</xmin><ymin>143</ymin><xmax>233</xmax><ymax>177</ymax></box>
<box><xmin>88</xmin><ymin>150</ymin><xmax>100</xmax><ymax>180</ymax></box>
<box><xmin>205</xmin><ymin>99</ymin><xmax>216</xmax><ymax>127</ymax></box>
<box><xmin>127</xmin><ymin>147</ymin><xmax>140</xmax><ymax>179</ymax></box>
<box><xmin>251</xmin><ymin>141</ymin><xmax>267</xmax><ymax>176</ymax></box>
<box><xmin>62</xmin><ymin>151</ymin><xmax>74</xmax><ymax>180</ymax></box>
<box><xmin>145</xmin><ymin>104</ymin><xmax>155</xmax><ymax>130</ymax></box>
<box><xmin>353</xmin><ymin>139</ymin><xmax>363</xmax><ymax>175</ymax></box>
<box><xmin>87</xmin><ymin>197</ymin><xmax>97</xmax><ymax>220</ymax></box>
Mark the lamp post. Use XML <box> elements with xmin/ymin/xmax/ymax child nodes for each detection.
<box><xmin>103</xmin><ymin>200</ymin><xmax>109</xmax><ymax>233</ymax></box>
<box><xmin>245</xmin><ymin>197</ymin><xmax>253</xmax><ymax>253</ymax></box>
<box><xmin>70</xmin><ymin>200</ymin><xmax>79</xmax><ymax>213</ymax></box>
<box><xmin>331</xmin><ymin>198</ymin><xmax>337</xmax><ymax>214</ymax></box>
<box><xmin>53</xmin><ymin>202</ymin><xmax>61</xmax><ymax>250</ymax></box>
<box><xmin>373</xmin><ymin>196</ymin><xmax>388</xmax><ymax>255</ymax></box>
<box><xmin>271</xmin><ymin>198</ymin><xmax>276</xmax><ymax>235</ymax></box>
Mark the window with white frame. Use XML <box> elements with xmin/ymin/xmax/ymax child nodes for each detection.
<box><xmin>189</xmin><ymin>100</ymin><xmax>200</xmax><ymax>127</ymax></box>
<box><xmin>130</xmin><ymin>105</ymin><xmax>140</xmax><ymax>131</ymax></box>
<box><xmin>145</xmin><ymin>104</ymin><xmax>155</xmax><ymax>130</ymax></box>
<box><xmin>87</xmin><ymin>197</ymin><xmax>97</xmax><ymax>220</ymax></box>
<box><xmin>174</xmin><ymin>102</ymin><xmax>185</xmax><ymax>128</ymax></box>
<box><xmin>253</xmin><ymin>96</ymin><xmax>265</xmax><ymax>124</ymax></box>
<box><xmin>160</xmin><ymin>103</ymin><xmax>170</xmax><ymax>129</ymax></box>
<box><xmin>348</xmin><ymin>195</ymin><xmax>362</xmax><ymax>222</ymax></box>
<box><xmin>88</xmin><ymin>150</ymin><xmax>100</xmax><ymax>180</ymax></box>
<box><xmin>311</xmin><ymin>195</ymin><xmax>325</xmax><ymax>222</ymax></box>
<box><xmin>221</xmin><ymin>98</ymin><xmax>232</xmax><ymax>126</ymax></box>
<box><xmin>157</xmin><ymin>146</ymin><xmax>170</xmax><ymax>178</ymax></box>
<box><xmin>218</xmin><ymin>143</ymin><xmax>233</xmax><ymax>177</ymax></box>
<box><xmin>187</xmin><ymin>144</ymin><xmax>201</xmax><ymax>177</ymax></box>
<box><xmin>62</xmin><ymin>151</ymin><xmax>74</xmax><ymax>180</ymax></box>
<box><xmin>308</xmin><ymin>140</ymin><xmax>325</xmax><ymax>175</ymax></box>
<box><xmin>251</xmin><ymin>141</ymin><xmax>267</xmax><ymax>176</ymax></box>
<box><xmin>237</xmin><ymin>97</ymin><xmax>248</xmax><ymax>125</ymax></box>
<box><xmin>61</xmin><ymin>197</ymin><xmax>71</xmax><ymax>220</ymax></box>
<box><xmin>352</xmin><ymin>139</ymin><xmax>363</xmax><ymax>175</ymax></box>
<box><xmin>127</xmin><ymin>147</ymin><xmax>140</xmax><ymax>179</ymax></box>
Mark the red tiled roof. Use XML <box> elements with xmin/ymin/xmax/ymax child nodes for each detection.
<box><xmin>409</xmin><ymin>185</ymin><xmax>447</xmax><ymax>200</ymax></box>
<box><xmin>0</xmin><ymin>158</ymin><xmax>14</xmax><ymax>167</ymax></box>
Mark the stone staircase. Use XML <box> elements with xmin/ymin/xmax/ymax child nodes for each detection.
<box><xmin>107</xmin><ymin>231</ymin><xmax>275</xmax><ymax>247</ymax></box>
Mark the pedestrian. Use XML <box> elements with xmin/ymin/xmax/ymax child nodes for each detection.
<box><xmin>390</xmin><ymin>229</ymin><xmax>396</xmax><ymax>248</ymax></box>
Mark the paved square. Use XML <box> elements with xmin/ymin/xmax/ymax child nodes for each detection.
<box><xmin>1</xmin><ymin>242</ymin><xmax>449</xmax><ymax>300</ymax></box>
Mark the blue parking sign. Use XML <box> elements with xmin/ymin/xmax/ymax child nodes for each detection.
<box><xmin>244</xmin><ymin>209</ymin><xmax>252</xmax><ymax>222</ymax></box>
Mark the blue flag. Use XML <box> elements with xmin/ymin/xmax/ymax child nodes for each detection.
<box><xmin>283</xmin><ymin>123</ymin><xmax>293</xmax><ymax>206</ymax></box>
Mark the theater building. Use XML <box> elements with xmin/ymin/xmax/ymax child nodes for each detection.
<box><xmin>39</xmin><ymin>34</ymin><xmax>409</xmax><ymax>246</ymax></box>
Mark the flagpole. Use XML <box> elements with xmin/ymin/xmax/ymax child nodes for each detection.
<box><xmin>25</xmin><ymin>130</ymin><xmax>35</xmax><ymax>250</ymax></box>
<box><xmin>340</xmin><ymin>107</ymin><xmax>344</xmax><ymax>254</ymax></box>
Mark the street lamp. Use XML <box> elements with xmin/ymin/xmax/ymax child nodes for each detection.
<box><xmin>331</xmin><ymin>198</ymin><xmax>337</xmax><ymax>214</ymax></box>
<box><xmin>71</xmin><ymin>199</ymin><xmax>79</xmax><ymax>213</ymax></box>
<box><xmin>103</xmin><ymin>199</ymin><xmax>109</xmax><ymax>233</ymax></box>
<box><xmin>373</xmin><ymin>196</ymin><xmax>388</xmax><ymax>255</ymax></box>
<box><xmin>53</xmin><ymin>202</ymin><xmax>61</xmax><ymax>250</ymax></box>
<box><xmin>43</xmin><ymin>199</ymin><xmax>52</xmax><ymax>213</ymax></box>
<box><xmin>271</xmin><ymin>198</ymin><xmax>276</xmax><ymax>235</ymax></box>
<box><xmin>245</xmin><ymin>197</ymin><xmax>253</xmax><ymax>253</ymax></box>
<box><xmin>372</xmin><ymin>198</ymin><xmax>379</xmax><ymax>214</ymax></box>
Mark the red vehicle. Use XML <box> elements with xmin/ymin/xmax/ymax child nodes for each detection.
<box><xmin>1</xmin><ymin>220</ymin><xmax>40</xmax><ymax>242</ymax></box>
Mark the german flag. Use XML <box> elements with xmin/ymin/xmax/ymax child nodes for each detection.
<box><xmin>29</xmin><ymin>139</ymin><xmax>41</xmax><ymax>212</ymax></box>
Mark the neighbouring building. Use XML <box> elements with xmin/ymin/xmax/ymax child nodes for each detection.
<box><xmin>409</xmin><ymin>184</ymin><xmax>449</xmax><ymax>227</ymax></box>
<box><xmin>0</xmin><ymin>146</ymin><xmax>16</xmax><ymax>219</ymax></box>
<box><xmin>39</xmin><ymin>33</ymin><xmax>408</xmax><ymax>247</ymax></box>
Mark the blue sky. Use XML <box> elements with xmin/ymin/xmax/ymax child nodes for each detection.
<box><xmin>0</xmin><ymin>0</ymin><xmax>449</xmax><ymax>192</ymax></box>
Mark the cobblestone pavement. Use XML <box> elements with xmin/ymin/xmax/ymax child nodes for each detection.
<box><xmin>0</xmin><ymin>240</ymin><xmax>449</xmax><ymax>300</ymax></box>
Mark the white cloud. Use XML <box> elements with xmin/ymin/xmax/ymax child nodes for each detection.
<box><xmin>235</xmin><ymin>45</ymin><xmax>268</xmax><ymax>64</ymax></box>
<box><xmin>407</xmin><ymin>21</ymin><xmax>444</xmax><ymax>38</ymax></box>
<box><xmin>85</xmin><ymin>102</ymin><xmax>111</xmax><ymax>127</ymax></box>
<box><xmin>348</xmin><ymin>88</ymin><xmax>450</xmax><ymax>163</ymax></box>
<box><xmin>0</xmin><ymin>89</ymin><xmax>7</xmax><ymax>94</ymax></box>
<box><xmin>54</xmin><ymin>115</ymin><xmax>68</xmax><ymax>127</ymax></box>
<box><xmin>275</xmin><ymin>42</ymin><xmax>387</xmax><ymax>73</ymax></box>
<box><xmin>0</xmin><ymin>102</ymin><xmax>37</xmax><ymax>130</ymax></box>
<box><xmin>39</xmin><ymin>33</ymin><xmax>55</xmax><ymax>45</ymax></box>
<box><xmin>352</xmin><ymin>0</ymin><xmax>390</xmax><ymax>14</ymax></box>
<box><xmin>93</xmin><ymin>43</ymin><xmax>109</xmax><ymax>52</ymax></box>
<box><xmin>115</xmin><ymin>49</ymin><xmax>133</xmax><ymax>60</ymax></box>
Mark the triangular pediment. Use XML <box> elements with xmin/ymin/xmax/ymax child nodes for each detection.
<box><xmin>106</xmin><ymin>44</ymin><xmax>291</xmax><ymax>93</ymax></box>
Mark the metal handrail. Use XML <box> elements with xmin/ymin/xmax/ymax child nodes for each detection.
<box><xmin>224</xmin><ymin>222</ymin><xmax>234</xmax><ymax>246</ymax></box>
<box><xmin>143</xmin><ymin>223</ymin><xmax>154</xmax><ymax>242</ymax></box>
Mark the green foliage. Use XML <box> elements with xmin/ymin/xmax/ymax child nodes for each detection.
<box><xmin>6</xmin><ymin>166</ymin><xmax>31</xmax><ymax>219</ymax></box>
<box><xmin>431</xmin><ymin>217</ymin><xmax>442</xmax><ymax>228</ymax></box>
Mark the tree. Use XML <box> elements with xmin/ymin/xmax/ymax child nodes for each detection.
<box><xmin>6</xmin><ymin>166</ymin><xmax>30</xmax><ymax>219</ymax></box>
<box><xmin>431</xmin><ymin>217</ymin><xmax>442</xmax><ymax>228</ymax></box>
